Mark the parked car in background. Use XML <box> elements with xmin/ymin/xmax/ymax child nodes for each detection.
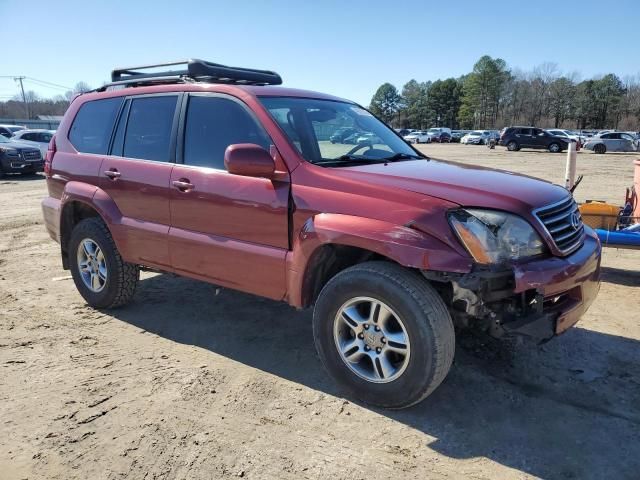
<box><xmin>356</xmin><ymin>132</ymin><xmax>382</xmax><ymax>145</ymax></box>
<box><xmin>0</xmin><ymin>124</ymin><xmax>26</xmax><ymax>138</ymax></box>
<box><xmin>500</xmin><ymin>126</ymin><xmax>570</xmax><ymax>152</ymax></box>
<box><xmin>0</xmin><ymin>133</ymin><xmax>43</xmax><ymax>176</ymax></box>
<box><xmin>450</xmin><ymin>130</ymin><xmax>464</xmax><ymax>143</ymax></box>
<box><xmin>426</xmin><ymin>128</ymin><xmax>452</xmax><ymax>142</ymax></box>
<box><xmin>11</xmin><ymin>129</ymin><xmax>55</xmax><ymax>156</ymax></box>
<box><xmin>403</xmin><ymin>130</ymin><xmax>431</xmax><ymax>144</ymax></box>
<box><xmin>546</xmin><ymin>129</ymin><xmax>584</xmax><ymax>145</ymax></box>
<box><xmin>343</xmin><ymin>131</ymin><xmax>363</xmax><ymax>144</ymax></box>
<box><xmin>395</xmin><ymin>128</ymin><xmax>414</xmax><ymax>137</ymax></box>
<box><xmin>461</xmin><ymin>130</ymin><xmax>490</xmax><ymax>145</ymax></box>
<box><xmin>329</xmin><ymin>127</ymin><xmax>359</xmax><ymax>144</ymax></box>
<box><xmin>428</xmin><ymin>129</ymin><xmax>452</xmax><ymax>143</ymax></box>
<box><xmin>583</xmin><ymin>132</ymin><xmax>640</xmax><ymax>154</ymax></box>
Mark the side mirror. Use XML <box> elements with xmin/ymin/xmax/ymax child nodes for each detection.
<box><xmin>224</xmin><ymin>143</ymin><xmax>275</xmax><ymax>178</ymax></box>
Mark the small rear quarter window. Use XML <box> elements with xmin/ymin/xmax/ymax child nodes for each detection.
<box><xmin>69</xmin><ymin>97</ymin><xmax>123</xmax><ymax>154</ymax></box>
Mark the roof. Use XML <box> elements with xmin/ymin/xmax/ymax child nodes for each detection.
<box><xmin>78</xmin><ymin>82</ymin><xmax>352</xmax><ymax>104</ymax></box>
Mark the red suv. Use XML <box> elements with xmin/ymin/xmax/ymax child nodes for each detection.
<box><xmin>41</xmin><ymin>60</ymin><xmax>601</xmax><ymax>408</ymax></box>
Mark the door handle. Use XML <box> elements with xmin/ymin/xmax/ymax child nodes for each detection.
<box><xmin>104</xmin><ymin>169</ymin><xmax>121</xmax><ymax>180</ymax></box>
<box><xmin>172</xmin><ymin>179</ymin><xmax>194</xmax><ymax>191</ymax></box>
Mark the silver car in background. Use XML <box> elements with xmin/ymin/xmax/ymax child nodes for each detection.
<box><xmin>583</xmin><ymin>132</ymin><xmax>640</xmax><ymax>154</ymax></box>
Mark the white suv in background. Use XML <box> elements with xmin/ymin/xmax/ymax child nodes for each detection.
<box><xmin>11</xmin><ymin>129</ymin><xmax>55</xmax><ymax>156</ymax></box>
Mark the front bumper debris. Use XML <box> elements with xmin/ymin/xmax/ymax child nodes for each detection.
<box><xmin>423</xmin><ymin>230</ymin><xmax>601</xmax><ymax>342</ymax></box>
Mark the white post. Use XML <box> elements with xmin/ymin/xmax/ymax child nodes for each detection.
<box><xmin>564</xmin><ymin>141</ymin><xmax>577</xmax><ymax>190</ymax></box>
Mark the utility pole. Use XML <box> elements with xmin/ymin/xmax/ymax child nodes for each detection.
<box><xmin>14</xmin><ymin>76</ymin><xmax>29</xmax><ymax>119</ymax></box>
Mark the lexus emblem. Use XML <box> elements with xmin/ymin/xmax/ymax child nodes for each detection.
<box><xmin>571</xmin><ymin>211</ymin><xmax>581</xmax><ymax>230</ymax></box>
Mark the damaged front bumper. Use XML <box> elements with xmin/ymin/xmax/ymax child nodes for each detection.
<box><xmin>424</xmin><ymin>230</ymin><xmax>602</xmax><ymax>342</ymax></box>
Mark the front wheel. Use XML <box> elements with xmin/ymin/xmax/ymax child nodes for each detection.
<box><xmin>313</xmin><ymin>261</ymin><xmax>455</xmax><ymax>409</ymax></box>
<box><xmin>594</xmin><ymin>144</ymin><xmax>606</xmax><ymax>154</ymax></box>
<box><xmin>69</xmin><ymin>217</ymin><xmax>139</xmax><ymax>309</ymax></box>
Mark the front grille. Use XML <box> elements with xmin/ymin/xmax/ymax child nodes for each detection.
<box><xmin>534</xmin><ymin>195</ymin><xmax>585</xmax><ymax>255</ymax></box>
<box><xmin>22</xmin><ymin>149</ymin><xmax>41</xmax><ymax>161</ymax></box>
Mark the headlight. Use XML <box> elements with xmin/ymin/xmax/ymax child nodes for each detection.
<box><xmin>448</xmin><ymin>209</ymin><xmax>546</xmax><ymax>263</ymax></box>
<box><xmin>0</xmin><ymin>147</ymin><xmax>17</xmax><ymax>153</ymax></box>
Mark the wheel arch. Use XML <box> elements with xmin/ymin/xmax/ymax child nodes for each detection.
<box><xmin>59</xmin><ymin>182</ymin><xmax>123</xmax><ymax>269</ymax></box>
<box><xmin>286</xmin><ymin>213</ymin><xmax>472</xmax><ymax>308</ymax></box>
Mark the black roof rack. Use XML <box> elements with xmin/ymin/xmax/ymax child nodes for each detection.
<box><xmin>105</xmin><ymin>58</ymin><xmax>282</xmax><ymax>89</ymax></box>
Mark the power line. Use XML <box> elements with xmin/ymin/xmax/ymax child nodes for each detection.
<box><xmin>25</xmin><ymin>77</ymin><xmax>73</xmax><ymax>91</ymax></box>
<box><xmin>0</xmin><ymin>76</ymin><xmax>73</xmax><ymax>91</ymax></box>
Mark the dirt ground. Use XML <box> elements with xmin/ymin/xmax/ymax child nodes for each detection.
<box><xmin>1</xmin><ymin>144</ymin><xmax>639</xmax><ymax>480</ymax></box>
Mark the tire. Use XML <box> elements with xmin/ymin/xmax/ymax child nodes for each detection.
<box><xmin>548</xmin><ymin>142</ymin><xmax>561</xmax><ymax>153</ymax></box>
<box><xmin>313</xmin><ymin>261</ymin><xmax>455</xmax><ymax>409</ymax></box>
<box><xmin>507</xmin><ymin>140</ymin><xmax>519</xmax><ymax>151</ymax></box>
<box><xmin>69</xmin><ymin>217</ymin><xmax>139</xmax><ymax>309</ymax></box>
<box><xmin>594</xmin><ymin>144</ymin><xmax>606</xmax><ymax>154</ymax></box>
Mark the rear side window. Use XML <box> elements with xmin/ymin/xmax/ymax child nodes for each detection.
<box><xmin>69</xmin><ymin>97</ymin><xmax>123</xmax><ymax>154</ymax></box>
<box><xmin>122</xmin><ymin>96</ymin><xmax>178</xmax><ymax>162</ymax></box>
<box><xmin>183</xmin><ymin>95</ymin><xmax>270</xmax><ymax>169</ymax></box>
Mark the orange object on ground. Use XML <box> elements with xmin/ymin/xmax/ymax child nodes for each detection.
<box><xmin>579</xmin><ymin>201</ymin><xmax>620</xmax><ymax>230</ymax></box>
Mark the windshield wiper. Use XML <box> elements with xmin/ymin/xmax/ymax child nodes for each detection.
<box><xmin>379</xmin><ymin>152</ymin><xmax>425</xmax><ymax>162</ymax></box>
<box><xmin>314</xmin><ymin>155</ymin><xmax>390</xmax><ymax>167</ymax></box>
<box><xmin>314</xmin><ymin>152</ymin><xmax>426</xmax><ymax>168</ymax></box>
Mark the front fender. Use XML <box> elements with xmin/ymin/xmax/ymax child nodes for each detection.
<box><xmin>286</xmin><ymin>213</ymin><xmax>472</xmax><ymax>307</ymax></box>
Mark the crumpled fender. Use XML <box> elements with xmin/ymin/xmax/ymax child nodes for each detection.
<box><xmin>286</xmin><ymin>213</ymin><xmax>473</xmax><ymax>307</ymax></box>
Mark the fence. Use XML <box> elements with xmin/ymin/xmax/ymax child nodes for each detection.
<box><xmin>0</xmin><ymin>118</ymin><xmax>61</xmax><ymax>130</ymax></box>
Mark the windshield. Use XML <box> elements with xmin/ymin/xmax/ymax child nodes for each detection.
<box><xmin>0</xmin><ymin>135</ymin><xmax>10</xmax><ymax>143</ymax></box>
<box><xmin>470</xmin><ymin>131</ymin><xmax>483</xmax><ymax>136</ymax></box>
<box><xmin>427</xmin><ymin>128</ymin><xmax>440</xmax><ymax>134</ymax></box>
<box><xmin>8</xmin><ymin>126</ymin><xmax>24</xmax><ymax>133</ymax></box>
<box><xmin>259</xmin><ymin>97</ymin><xmax>422</xmax><ymax>166</ymax></box>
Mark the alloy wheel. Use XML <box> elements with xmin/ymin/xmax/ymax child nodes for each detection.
<box><xmin>76</xmin><ymin>238</ymin><xmax>108</xmax><ymax>293</ymax></box>
<box><xmin>333</xmin><ymin>296</ymin><xmax>411</xmax><ymax>383</ymax></box>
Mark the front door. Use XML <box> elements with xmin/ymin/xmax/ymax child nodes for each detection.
<box><xmin>169</xmin><ymin>93</ymin><xmax>290</xmax><ymax>300</ymax></box>
<box><xmin>100</xmin><ymin>94</ymin><xmax>180</xmax><ymax>268</ymax></box>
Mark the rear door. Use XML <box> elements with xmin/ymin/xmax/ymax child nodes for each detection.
<box><xmin>169</xmin><ymin>93</ymin><xmax>290</xmax><ymax>300</ymax></box>
<box><xmin>515</xmin><ymin>127</ymin><xmax>533</xmax><ymax>147</ymax></box>
<box><xmin>100</xmin><ymin>93</ymin><xmax>181</xmax><ymax>268</ymax></box>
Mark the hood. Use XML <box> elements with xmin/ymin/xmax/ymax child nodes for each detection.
<box><xmin>5</xmin><ymin>140</ymin><xmax>40</xmax><ymax>150</ymax></box>
<box><xmin>335</xmin><ymin>158</ymin><xmax>568</xmax><ymax>213</ymax></box>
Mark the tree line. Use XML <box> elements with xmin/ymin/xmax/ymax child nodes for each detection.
<box><xmin>0</xmin><ymin>82</ymin><xmax>91</xmax><ymax>119</ymax></box>
<box><xmin>369</xmin><ymin>55</ymin><xmax>640</xmax><ymax>131</ymax></box>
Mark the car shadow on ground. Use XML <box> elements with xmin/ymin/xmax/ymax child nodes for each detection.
<box><xmin>109</xmin><ymin>273</ymin><xmax>640</xmax><ymax>479</ymax></box>
<box><xmin>0</xmin><ymin>172</ymin><xmax>44</xmax><ymax>182</ymax></box>
<box><xmin>600</xmin><ymin>265</ymin><xmax>640</xmax><ymax>287</ymax></box>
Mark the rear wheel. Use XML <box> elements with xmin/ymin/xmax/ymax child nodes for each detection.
<box><xmin>507</xmin><ymin>140</ymin><xmax>519</xmax><ymax>151</ymax></box>
<box><xmin>594</xmin><ymin>144</ymin><xmax>606</xmax><ymax>154</ymax></box>
<box><xmin>69</xmin><ymin>217</ymin><xmax>139</xmax><ymax>309</ymax></box>
<box><xmin>548</xmin><ymin>142</ymin><xmax>561</xmax><ymax>153</ymax></box>
<box><xmin>313</xmin><ymin>261</ymin><xmax>455</xmax><ymax>409</ymax></box>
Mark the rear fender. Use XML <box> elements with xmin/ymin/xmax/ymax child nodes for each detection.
<box><xmin>59</xmin><ymin>182</ymin><xmax>125</xmax><ymax>262</ymax></box>
<box><xmin>286</xmin><ymin>213</ymin><xmax>473</xmax><ymax>307</ymax></box>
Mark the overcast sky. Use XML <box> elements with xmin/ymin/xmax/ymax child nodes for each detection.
<box><xmin>1</xmin><ymin>0</ymin><xmax>638</xmax><ymax>105</ymax></box>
